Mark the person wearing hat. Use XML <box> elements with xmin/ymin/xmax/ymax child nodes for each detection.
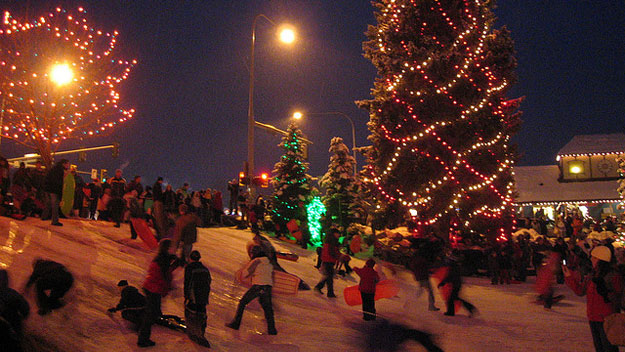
<box><xmin>108</xmin><ymin>280</ymin><xmax>147</xmax><ymax>326</ymax></box>
<box><xmin>353</xmin><ymin>258</ymin><xmax>380</xmax><ymax>320</ymax></box>
<box><xmin>183</xmin><ymin>250</ymin><xmax>211</xmax><ymax>347</ymax></box>
<box><xmin>314</xmin><ymin>228</ymin><xmax>341</xmax><ymax>298</ymax></box>
<box><xmin>564</xmin><ymin>245</ymin><xmax>623</xmax><ymax>352</ymax></box>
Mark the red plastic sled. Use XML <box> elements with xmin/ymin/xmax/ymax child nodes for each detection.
<box><xmin>431</xmin><ymin>267</ymin><xmax>461</xmax><ymax>313</ymax></box>
<box><xmin>286</xmin><ymin>219</ymin><xmax>303</xmax><ymax>241</ymax></box>
<box><xmin>130</xmin><ymin>218</ymin><xmax>158</xmax><ymax>249</ymax></box>
<box><xmin>343</xmin><ymin>279</ymin><xmax>400</xmax><ymax>306</ymax></box>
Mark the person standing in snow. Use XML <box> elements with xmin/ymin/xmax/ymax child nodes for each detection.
<box><xmin>42</xmin><ymin>159</ymin><xmax>69</xmax><ymax>226</ymax></box>
<box><xmin>184</xmin><ymin>250</ymin><xmax>211</xmax><ymax>347</ymax></box>
<box><xmin>314</xmin><ymin>228</ymin><xmax>341</xmax><ymax>298</ymax></box>
<box><xmin>0</xmin><ymin>269</ymin><xmax>29</xmax><ymax>351</ymax></box>
<box><xmin>354</xmin><ymin>259</ymin><xmax>380</xmax><ymax>320</ymax></box>
<box><xmin>172</xmin><ymin>204</ymin><xmax>201</xmax><ymax>263</ymax></box>
<box><xmin>137</xmin><ymin>239</ymin><xmax>182</xmax><ymax>348</ymax></box>
<box><xmin>109</xmin><ymin>169</ymin><xmax>126</xmax><ymax>228</ymax></box>
<box><xmin>25</xmin><ymin>259</ymin><xmax>74</xmax><ymax>315</ymax></box>
<box><xmin>564</xmin><ymin>246</ymin><xmax>623</xmax><ymax>352</ymax></box>
<box><xmin>226</xmin><ymin>245</ymin><xmax>277</xmax><ymax>335</ymax></box>
<box><xmin>409</xmin><ymin>250</ymin><xmax>439</xmax><ymax>311</ymax></box>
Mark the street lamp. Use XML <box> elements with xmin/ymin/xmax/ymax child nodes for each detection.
<box><xmin>50</xmin><ymin>63</ymin><xmax>74</xmax><ymax>86</ymax></box>
<box><xmin>292</xmin><ymin>111</ymin><xmax>358</xmax><ymax>172</ymax></box>
<box><xmin>247</xmin><ymin>14</ymin><xmax>295</xmax><ymax>198</ymax></box>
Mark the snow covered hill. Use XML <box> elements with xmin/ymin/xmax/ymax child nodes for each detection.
<box><xmin>0</xmin><ymin>217</ymin><xmax>596</xmax><ymax>351</ymax></box>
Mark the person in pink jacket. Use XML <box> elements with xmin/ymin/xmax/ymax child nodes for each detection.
<box><xmin>564</xmin><ymin>245</ymin><xmax>623</xmax><ymax>352</ymax></box>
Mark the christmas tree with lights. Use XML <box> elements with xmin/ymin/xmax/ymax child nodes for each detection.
<box><xmin>270</xmin><ymin>123</ymin><xmax>312</xmax><ymax>236</ymax></box>
<box><xmin>358</xmin><ymin>0</ymin><xmax>521</xmax><ymax>241</ymax></box>
<box><xmin>319</xmin><ymin>137</ymin><xmax>362</xmax><ymax>234</ymax></box>
<box><xmin>0</xmin><ymin>7</ymin><xmax>136</xmax><ymax>166</ymax></box>
<box><xmin>618</xmin><ymin>156</ymin><xmax>625</xmax><ymax>205</ymax></box>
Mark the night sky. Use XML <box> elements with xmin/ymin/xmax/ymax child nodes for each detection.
<box><xmin>2</xmin><ymin>1</ymin><xmax>624</xmax><ymax>196</ymax></box>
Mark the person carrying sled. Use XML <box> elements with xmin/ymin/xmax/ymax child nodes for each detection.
<box><xmin>108</xmin><ymin>280</ymin><xmax>146</xmax><ymax>327</ymax></box>
<box><xmin>137</xmin><ymin>239</ymin><xmax>182</xmax><ymax>348</ymax></box>
<box><xmin>437</xmin><ymin>254</ymin><xmax>476</xmax><ymax>317</ymax></box>
<box><xmin>226</xmin><ymin>245</ymin><xmax>277</xmax><ymax>335</ymax></box>
<box><xmin>564</xmin><ymin>245</ymin><xmax>623</xmax><ymax>352</ymax></box>
<box><xmin>314</xmin><ymin>228</ymin><xmax>341</xmax><ymax>298</ymax></box>
<box><xmin>184</xmin><ymin>250</ymin><xmax>211</xmax><ymax>347</ymax></box>
<box><xmin>353</xmin><ymin>258</ymin><xmax>380</xmax><ymax>321</ymax></box>
<box><xmin>25</xmin><ymin>258</ymin><xmax>74</xmax><ymax>315</ymax></box>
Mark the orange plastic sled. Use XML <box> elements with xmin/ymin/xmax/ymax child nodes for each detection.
<box><xmin>343</xmin><ymin>279</ymin><xmax>400</xmax><ymax>306</ymax></box>
<box><xmin>130</xmin><ymin>218</ymin><xmax>158</xmax><ymax>249</ymax></box>
<box><xmin>235</xmin><ymin>268</ymin><xmax>301</xmax><ymax>295</ymax></box>
<box><xmin>286</xmin><ymin>219</ymin><xmax>303</xmax><ymax>241</ymax></box>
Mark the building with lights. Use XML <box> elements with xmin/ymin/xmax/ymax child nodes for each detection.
<box><xmin>514</xmin><ymin>134</ymin><xmax>625</xmax><ymax>220</ymax></box>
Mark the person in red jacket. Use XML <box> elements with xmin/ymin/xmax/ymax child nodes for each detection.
<box><xmin>314</xmin><ymin>228</ymin><xmax>341</xmax><ymax>298</ymax></box>
<box><xmin>137</xmin><ymin>239</ymin><xmax>182</xmax><ymax>348</ymax></box>
<box><xmin>564</xmin><ymin>245</ymin><xmax>623</xmax><ymax>352</ymax></box>
<box><xmin>354</xmin><ymin>258</ymin><xmax>380</xmax><ymax>320</ymax></box>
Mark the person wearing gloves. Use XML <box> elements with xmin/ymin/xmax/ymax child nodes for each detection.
<box><xmin>564</xmin><ymin>245</ymin><xmax>623</xmax><ymax>352</ymax></box>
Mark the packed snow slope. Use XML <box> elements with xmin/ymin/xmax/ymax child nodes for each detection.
<box><xmin>0</xmin><ymin>217</ymin><xmax>597</xmax><ymax>351</ymax></box>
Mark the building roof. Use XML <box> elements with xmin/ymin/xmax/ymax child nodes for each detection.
<box><xmin>513</xmin><ymin>165</ymin><xmax>621</xmax><ymax>205</ymax></box>
<box><xmin>557</xmin><ymin>133</ymin><xmax>625</xmax><ymax>156</ymax></box>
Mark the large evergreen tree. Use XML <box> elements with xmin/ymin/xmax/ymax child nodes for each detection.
<box><xmin>618</xmin><ymin>156</ymin><xmax>625</xmax><ymax>204</ymax></box>
<box><xmin>358</xmin><ymin>0</ymin><xmax>521</xmax><ymax>241</ymax></box>
<box><xmin>270</xmin><ymin>123</ymin><xmax>312</xmax><ymax>234</ymax></box>
<box><xmin>319</xmin><ymin>137</ymin><xmax>362</xmax><ymax>233</ymax></box>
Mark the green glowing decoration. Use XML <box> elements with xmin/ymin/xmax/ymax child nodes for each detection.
<box><xmin>306</xmin><ymin>196</ymin><xmax>326</xmax><ymax>247</ymax></box>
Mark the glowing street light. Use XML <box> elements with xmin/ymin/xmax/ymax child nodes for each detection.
<box><xmin>247</xmin><ymin>15</ymin><xmax>296</xmax><ymax>198</ymax></box>
<box><xmin>278</xmin><ymin>27</ymin><xmax>296</xmax><ymax>44</ymax></box>
<box><xmin>292</xmin><ymin>110</ymin><xmax>358</xmax><ymax>172</ymax></box>
<box><xmin>49</xmin><ymin>63</ymin><xmax>74</xmax><ymax>86</ymax></box>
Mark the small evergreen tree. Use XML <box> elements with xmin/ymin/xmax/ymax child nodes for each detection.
<box><xmin>320</xmin><ymin>137</ymin><xmax>362</xmax><ymax>234</ymax></box>
<box><xmin>270</xmin><ymin>123</ymin><xmax>312</xmax><ymax>235</ymax></box>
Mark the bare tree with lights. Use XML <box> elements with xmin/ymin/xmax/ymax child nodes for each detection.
<box><xmin>358</xmin><ymin>0</ymin><xmax>522</xmax><ymax>241</ymax></box>
<box><xmin>0</xmin><ymin>7</ymin><xmax>136</xmax><ymax>167</ymax></box>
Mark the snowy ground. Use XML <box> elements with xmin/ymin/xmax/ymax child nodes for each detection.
<box><xmin>0</xmin><ymin>217</ymin><xmax>605</xmax><ymax>351</ymax></box>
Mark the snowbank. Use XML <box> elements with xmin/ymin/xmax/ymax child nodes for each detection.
<box><xmin>0</xmin><ymin>217</ymin><xmax>595</xmax><ymax>351</ymax></box>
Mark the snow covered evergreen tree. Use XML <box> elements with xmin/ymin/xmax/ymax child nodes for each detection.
<box><xmin>319</xmin><ymin>137</ymin><xmax>362</xmax><ymax>234</ymax></box>
<box><xmin>270</xmin><ymin>123</ymin><xmax>312</xmax><ymax>234</ymax></box>
<box><xmin>358</xmin><ymin>0</ymin><xmax>521</xmax><ymax>241</ymax></box>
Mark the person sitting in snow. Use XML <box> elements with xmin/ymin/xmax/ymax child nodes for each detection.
<box><xmin>353</xmin><ymin>259</ymin><xmax>380</xmax><ymax>321</ymax></box>
<box><xmin>108</xmin><ymin>280</ymin><xmax>146</xmax><ymax>327</ymax></box>
<box><xmin>24</xmin><ymin>258</ymin><xmax>74</xmax><ymax>316</ymax></box>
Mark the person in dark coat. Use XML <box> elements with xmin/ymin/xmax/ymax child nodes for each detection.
<box><xmin>354</xmin><ymin>259</ymin><xmax>380</xmax><ymax>320</ymax></box>
<box><xmin>410</xmin><ymin>251</ymin><xmax>439</xmax><ymax>311</ymax></box>
<box><xmin>227</xmin><ymin>179</ymin><xmax>239</xmax><ymax>215</ymax></box>
<box><xmin>314</xmin><ymin>228</ymin><xmax>341</xmax><ymax>298</ymax></box>
<box><xmin>172</xmin><ymin>204</ymin><xmax>201</xmax><ymax>262</ymax></box>
<box><xmin>108</xmin><ymin>280</ymin><xmax>147</xmax><ymax>326</ymax></box>
<box><xmin>0</xmin><ymin>269</ymin><xmax>30</xmax><ymax>351</ymax></box>
<box><xmin>152</xmin><ymin>177</ymin><xmax>167</xmax><ymax>239</ymax></box>
<box><xmin>109</xmin><ymin>169</ymin><xmax>126</xmax><ymax>227</ymax></box>
<box><xmin>184</xmin><ymin>250</ymin><xmax>211</xmax><ymax>347</ymax></box>
<box><xmin>137</xmin><ymin>239</ymin><xmax>182</xmax><ymax>348</ymax></box>
<box><xmin>42</xmin><ymin>159</ymin><xmax>69</xmax><ymax>226</ymax></box>
<box><xmin>437</xmin><ymin>255</ymin><xmax>476</xmax><ymax>317</ymax></box>
<box><xmin>25</xmin><ymin>259</ymin><xmax>74</xmax><ymax>315</ymax></box>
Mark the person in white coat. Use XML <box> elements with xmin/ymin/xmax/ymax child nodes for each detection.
<box><xmin>226</xmin><ymin>246</ymin><xmax>277</xmax><ymax>335</ymax></box>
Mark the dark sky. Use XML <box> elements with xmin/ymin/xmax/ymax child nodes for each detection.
<box><xmin>2</xmin><ymin>1</ymin><xmax>624</xmax><ymax>195</ymax></box>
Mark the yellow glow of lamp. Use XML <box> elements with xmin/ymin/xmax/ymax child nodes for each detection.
<box><xmin>50</xmin><ymin>64</ymin><xmax>73</xmax><ymax>86</ymax></box>
<box><xmin>292</xmin><ymin>111</ymin><xmax>303</xmax><ymax>120</ymax></box>
<box><xmin>568</xmin><ymin>161</ymin><xmax>584</xmax><ymax>174</ymax></box>
<box><xmin>278</xmin><ymin>27</ymin><xmax>296</xmax><ymax>44</ymax></box>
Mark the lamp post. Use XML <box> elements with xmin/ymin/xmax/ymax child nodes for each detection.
<box><xmin>247</xmin><ymin>14</ymin><xmax>295</xmax><ymax>198</ymax></box>
<box><xmin>293</xmin><ymin>111</ymin><xmax>358</xmax><ymax>172</ymax></box>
